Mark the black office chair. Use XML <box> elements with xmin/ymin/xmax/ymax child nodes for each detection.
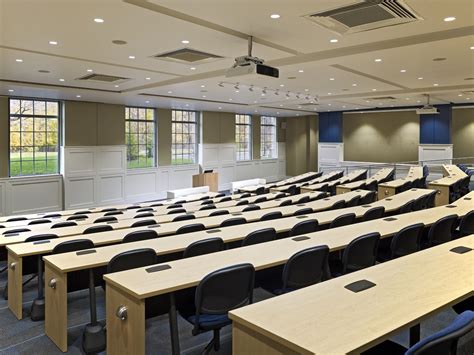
<box><xmin>214</xmin><ymin>193</ymin><xmax>225</xmax><ymax>199</ymax></box>
<box><xmin>179</xmin><ymin>263</ymin><xmax>255</xmax><ymax>354</ymax></box>
<box><xmin>218</xmin><ymin>196</ymin><xmax>232</xmax><ymax>203</ymax></box>
<box><xmin>398</xmin><ymin>200</ymin><xmax>415</xmax><ymax>214</ymax></box>
<box><xmin>359</xmin><ymin>191</ymin><xmax>377</xmax><ymax>205</ymax></box>
<box><xmin>137</xmin><ymin>207</ymin><xmax>153</xmax><ymax>213</ymax></box>
<box><xmin>236</xmin><ymin>200</ymin><xmax>249</xmax><ymax>206</ymax></box>
<box><xmin>362</xmin><ymin>206</ymin><xmax>385</xmax><ymax>222</ymax></box>
<box><xmin>220</xmin><ymin>217</ymin><xmax>246</xmax><ymax>228</ymax></box>
<box><xmin>279</xmin><ymin>199</ymin><xmax>293</xmax><ymax>207</ymax></box>
<box><xmin>289</xmin><ymin>219</ymin><xmax>319</xmax><ymax>237</ymax></box>
<box><xmin>167</xmin><ymin>204</ymin><xmax>183</xmax><ymax>209</ymax></box>
<box><xmin>255</xmin><ymin>187</ymin><xmax>265</xmax><ymax>195</ymax></box>
<box><xmin>412</xmin><ymin>196</ymin><xmax>426</xmax><ymax>211</ymax></box>
<box><xmin>460</xmin><ymin>176</ymin><xmax>471</xmax><ymax>197</ymax></box>
<box><xmin>174</xmin><ymin>200</ymin><xmax>187</xmax><ymax>205</ymax></box>
<box><xmin>427</xmin><ymin>214</ymin><xmax>459</xmax><ymax>247</ymax></box>
<box><xmin>167</xmin><ymin>208</ymin><xmax>186</xmax><ymax>215</ymax></box>
<box><xmin>365</xmin><ymin>180</ymin><xmax>378</xmax><ymax>192</ymax></box>
<box><xmin>294</xmin><ymin>208</ymin><xmax>314</xmax><ymax>216</ymax></box>
<box><xmin>397</xmin><ymin>181</ymin><xmax>412</xmax><ymax>193</ymax></box>
<box><xmin>122</xmin><ymin>229</ymin><xmax>158</xmax><ymax>243</ymax></box>
<box><xmin>274</xmin><ymin>193</ymin><xmax>287</xmax><ymax>199</ymax></box>
<box><xmin>100</xmin><ymin>208</ymin><xmax>117</xmax><ymax>213</ymax></box>
<box><xmin>131</xmin><ymin>219</ymin><xmax>157</xmax><ymax>228</ymax></box>
<box><xmin>457</xmin><ymin>211</ymin><xmax>474</xmax><ymax>237</ymax></box>
<box><xmin>51</xmin><ymin>221</ymin><xmax>77</xmax><ymax>229</ymax></box>
<box><xmin>260</xmin><ymin>211</ymin><xmax>283</xmax><ymax>221</ymax></box>
<box><xmin>330</xmin><ymin>200</ymin><xmax>346</xmax><ymax>210</ymax></box>
<box><xmin>134</xmin><ymin>212</ymin><xmax>155</xmax><ymax>219</ymax></box>
<box><xmin>362</xmin><ymin>310</ymin><xmax>474</xmax><ymax>355</ymax></box>
<box><xmin>93</xmin><ymin>216</ymin><xmax>117</xmax><ymax>224</ymax></box>
<box><xmin>379</xmin><ymin>223</ymin><xmax>425</xmax><ymax>262</ymax></box>
<box><xmin>242</xmin><ymin>205</ymin><xmax>260</xmax><ymax>212</ymax></box>
<box><xmin>297</xmin><ymin>196</ymin><xmax>310</xmax><ymax>204</ymax></box>
<box><xmin>6</xmin><ymin>217</ymin><xmax>28</xmax><ymax>222</ymax></box>
<box><xmin>3</xmin><ymin>228</ymin><xmax>31</xmax><ymax>235</ymax></box>
<box><xmin>44</xmin><ymin>213</ymin><xmax>62</xmax><ymax>219</ymax></box>
<box><xmin>183</xmin><ymin>238</ymin><xmax>225</xmax><ymax>258</ymax></box>
<box><xmin>83</xmin><ymin>225</ymin><xmax>113</xmax><ymax>235</ymax></box>
<box><xmin>67</xmin><ymin>214</ymin><xmax>89</xmax><ymax>221</ymax></box>
<box><xmin>329</xmin><ymin>213</ymin><xmax>356</xmax><ymax>229</ymax></box>
<box><xmin>423</xmin><ymin>191</ymin><xmax>437</xmax><ymax>209</ymax></box>
<box><xmin>201</xmin><ymin>199</ymin><xmax>214</xmax><ymax>205</ymax></box>
<box><xmin>241</xmin><ymin>228</ymin><xmax>276</xmax><ymax>247</ymax></box>
<box><xmin>176</xmin><ymin>223</ymin><xmax>206</xmax><ymax>235</ymax></box>
<box><xmin>126</xmin><ymin>205</ymin><xmax>141</xmax><ymax>210</ymax></box>
<box><xmin>209</xmin><ymin>210</ymin><xmax>229</xmax><ymax>217</ymax></box>
<box><xmin>74</xmin><ymin>210</ymin><xmax>93</xmax><ymax>215</ymax></box>
<box><xmin>173</xmin><ymin>214</ymin><xmax>195</xmax><ymax>222</ymax></box>
<box><xmin>286</xmin><ymin>185</ymin><xmax>298</xmax><ymax>196</ymax></box>
<box><xmin>253</xmin><ymin>196</ymin><xmax>267</xmax><ymax>204</ymax></box>
<box><xmin>200</xmin><ymin>205</ymin><xmax>216</xmax><ymax>211</ymax></box>
<box><xmin>104</xmin><ymin>210</ymin><xmax>123</xmax><ymax>216</ymax></box>
<box><xmin>28</xmin><ymin>219</ymin><xmax>51</xmax><ymax>226</ymax></box>
<box><xmin>150</xmin><ymin>203</ymin><xmax>164</xmax><ymax>207</ymax></box>
<box><xmin>332</xmin><ymin>232</ymin><xmax>380</xmax><ymax>276</ymax></box>
<box><xmin>239</xmin><ymin>193</ymin><xmax>251</xmax><ymax>198</ymax></box>
<box><xmin>200</xmin><ymin>196</ymin><xmax>211</xmax><ymax>201</ymax></box>
<box><xmin>346</xmin><ymin>195</ymin><xmax>361</xmax><ymax>207</ymax></box>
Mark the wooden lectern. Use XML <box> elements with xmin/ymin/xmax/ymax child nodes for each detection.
<box><xmin>192</xmin><ymin>172</ymin><xmax>219</xmax><ymax>192</ymax></box>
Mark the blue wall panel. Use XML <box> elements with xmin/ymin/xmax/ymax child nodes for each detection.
<box><xmin>419</xmin><ymin>104</ymin><xmax>452</xmax><ymax>144</ymax></box>
<box><xmin>319</xmin><ymin>111</ymin><xmax>343</xmax><ymax>143</ymax></box>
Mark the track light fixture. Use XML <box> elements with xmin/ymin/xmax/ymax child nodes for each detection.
<box><xmin>234</xmin><ymin>83</ymin><xmax>240</xmax><ymax>90</ymax></box>
<box><xmin>286</xmin><ymin>92</ymin><xmax>291</xmax><ymax>98</ymax></box>
<box><xmin>262</xmin><ymin>87</ymin><xmax>267</xmax><ymax>94</ymax></box>
<box><xmin>218</xmin><ymin>82</ymin><xmax>224</xmax><ymax>87</ymax></box>
<box><xmin>249</xmin><ymin>85</ymin><xmax>254</xmax><ymax>92</ymax></box>
<box><xmin>296</xmin><ymin>93</ymin><xmax>301</xmax><ymax>99</ymax></box>
<box><xmin>275</xmin><ymin>90</ymin><xmax>279</xmax><ymax>95</ymax></box>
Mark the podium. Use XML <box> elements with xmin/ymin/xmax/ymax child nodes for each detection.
<box><xmin>192</xmin><ymin>172</ymin><xmax>219</xmax><ymax>192</ymax></box>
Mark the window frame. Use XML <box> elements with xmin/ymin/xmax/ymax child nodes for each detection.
<box><xmin>8</xmin><ymin>97</ymin><xmax>61</xmax><ymax>177</ymax></box>
<box><xmin>235</xmin><ymin>114</ymin><xmax>253</xmax><ymax>161</ymax></box>
<box><xmin>260</xmin><ymin>116</ymin><xmax>278</xmax><ymax>159</ymax></box>
<box><xmin>171</xmin><ymin>110</ymin><xmax>198</xmax><ymax>165</ymax></box>
<box><xmin>125</xmin><ymin>106</ymin><xmax>157</xmax><ymax>169</ymax></box>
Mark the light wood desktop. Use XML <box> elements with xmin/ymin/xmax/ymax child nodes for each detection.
<box><xmin>377</xmin><ymin>166</ymin><xmax>424</xmax><ymax>198</ymax></box>
<box><xmin>428</xmin><ymin>164</ymin><xmax>468</xmax><ymax>207</ymax></box>
<box><xmin>336</xmin><ymin>167</ymin><xmax>394</xmax><ymax>195</ymax></box>
<box><xmin>98</xmin><ymin>192</ymin><xmax>473</xmax><ymax>355</ymax></box>
<box><xmin>229</xmin><ymin>235</ymin><xmax>474</xmax><ymax>355</ymax></box>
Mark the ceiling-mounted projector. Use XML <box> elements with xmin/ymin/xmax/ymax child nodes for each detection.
<box><xmin>225</xmin><ymin>36</ymin><xmax>279</xmax><ymax>79</ymax></box>
<box><xmin>416</xmin><ymin>94</ymin><xmax>439</xmax><ymax>115</ymax></box>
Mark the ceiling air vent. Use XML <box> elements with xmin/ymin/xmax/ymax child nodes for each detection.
<box><xmin>304</xmin><ymin>0</ymin><xmax>422</xmax><ymax>35</ymax></box>
<box><xmin>77</xmin><ymin>73</ymin><xmax>129</xmax><ymax>83</ymax></box>
<box><xmin>152</xmin><ymin>48</ymin><xmax>223</xmax><ymax>64</ymax></box>
<box><xmin>365</xmin><ymin>96</ymin><xmax>397</xmax><ymax>101</ymax></box>
<box><xmin>300</xmin><ymin>103</ymin><xmax>320</xmax><ymax>106</ymax></box>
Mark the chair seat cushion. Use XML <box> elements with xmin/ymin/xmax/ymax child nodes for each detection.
<box><xmin>185</xmin><ymin>313</ymin><xmax>231</xmax><ymax>330</ymax></box>
<box><xmin>361</xmin><ymin>340</ymin><xmax>407</xmax><ymax>355</ymax></box>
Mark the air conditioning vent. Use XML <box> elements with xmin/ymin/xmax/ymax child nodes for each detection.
<box><xmin>304</xmin><ymin>0</ymin><xmax>422</xmax><ymax>35</ymax></box>
<box><xmin>365</xmin><ymin>96</ymin><xmax>397</xmax><ymax>101</ymax></box>
<box><xmin>77</xmin><ymin>74</ymin><xmax>129</xmax><ymax>83</ymax></box>
<box><xmin>299</xmin><ymin>103</ymin><xmax>320</xmax><ymax>106</ymax></box>
<box><xmin>152</xmin><ymin>48</ymin><xmax>223</xmax><ymax>64</ymax></box>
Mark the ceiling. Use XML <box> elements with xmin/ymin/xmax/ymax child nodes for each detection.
<box><xmin>0</xmin><ymin>0</ymin><xmax>473</xmax><ymax>117</ymax></box>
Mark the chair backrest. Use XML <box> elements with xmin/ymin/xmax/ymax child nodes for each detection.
<box><xmin>365</xmin><ymin>180</ymin><xmax>378</xmax><ymax>192</ymax></box>
<box><xmin>214</xmin><ymin>193</ymin><xmax>225</xmax><ymax>199</ymax></box>
<box><xmin>282</xmin><ymin>245</ymin><xmax>330</xmax><ymax>291</ymax></box>
<box><xmin>44</xmin><ymin>213</ymin><xmax>62</xmax><ymax>219</ymax></box>
<box><xmin>274</xmin><ymin>193</ymin><xmax>287</xmax><ymax>199</ymax></box>
<box><xmin>101</xmin><ymin>208</ymin><xmax>117</xmax><ymax>213</ymax></box>
<box><xmin>167</xmin><ymin>204</ymin><xmax>183</xmax><ymax>209</ymax></box>
<box><xmin>297</xmin><ymin>196</ymin><xmax>310</xmax><ymax>204</ymax></box>
<box><xmin>412</xmin><ymin>196</ymin><xmax>426</xmax><ymax>211</ymax></box>
<box><xmin>122</xmin><ymin>229</ymin><xmax>158</xmax><ymax>243</ymax></box>
<box><xmin>360</xmin><ymin>191</ymin><xmax>376</xmax><ymax>205</ymax></box>
<box><xmin>255</xmin><ymin>187</ymin><xmax>266</xmax><ymax>195</ymax></box>
<box><xmin>260</xmin><ymin>211</ymin><xmax>283</xmax><ymax>221</ymax></box>
<box><xmin>289</xmin><ymin>219</ymin><xmax>319</xmax><ymax>237</ymax></box>
<box><xmin>236</xmin><ymin>199</ymin><xmax>249</xmax><ymax>206</ymax></box>
<box><xmin>83</xmin><ymin>224</ymin><xmax>113</xmax><ymax>235</ymax></box>
<box><xmin>418</xmin><ymin>176</ymin><xmax>427</xmax><ymax>189</ymax></box>
<box><xmin>330</xmin><ymin>200</ymin><xmax>346</xmax><ymax>210</ymax></box>
<box><xmin>390</xmin><ymin>223</ymin><xmax>425</xmax><ymax>258</ymax></box>
<box><xmin>126</xmin><ymin>205</ymin><xmax>141</xmax><ymax>210</ymax></box>
<box><xmin>241</xmin><ymin>228</ymin><xmax>276</xmax><ymax>247</ymax></box>
<box><xmin>406</xmin><ymin>311</ymin><xmax>474</xmax><ymax>355</ymax></box>
<box><xmin>362</xmin><ymin>206</ymin><xmax>385</xmax><ymax>222</ymax></box>
<box><xmin>131</xmin><ymin>219</ymin><xmax>157</xmax><ymax>228</ymax></box>
<box><xmin>94</xmin><ymin>216</ymin><xmax>117</xmax><ymax>224</ymax></box>
<box><xmin>428</xmin><ymin>214</ymin><xmax>459</xmax><ymax>246</ymax></box>
<box><xmin>174</xmin><ymin>200</ymin><xmax>186</xmax><ymax>204</ymax></box>
<box><xmin>220</xmin><ymin>217</ymin><xmax>246</xmax><ymax>228</ymax></box>
<box><xmin>200</xmin><ymin>196</ymin><xmax>211</xmax><ymax>201</ymax></box>
<box><xmin>167</xmin><ymin>208</ymin><xmax>186</xmax><ymax>215</ymax></box>
<box><xmin>209</xmin><ymin>210</ymin><xmax>230</xmax><ymax>217</ymax></box>
<box><xmin>6</xmin><ymin>217</ymin><xmax>28</xmax><ymax>222</ymax></box>
<box><xmin>342</xmin><ymin>232</ymin><xmax>380</xmax><ymax>274</ymax></box>
<box><xmin>108</xmin><ymin>248</ymin><xmax>157</xmax><ymax>273</ymax></box>
<box><xmin>329</xmin><ymin>213</ymin><xmax>356</xmax><ymax>229</ymax></box>
<box><xmin>134</xmin><ymin>212</ymin><xmax>155</xmax><ymax>219</ymax></box>
<box><xmin>201</xmin><ymin>199</ymin><xmax>214</xmax><ymax>205</ymax></box>
<box><xmin>3</xmin><ymin>228</ymin><xmax>31</xmax><ymax>235</ymax></box>
<box><xmin>172</xmin><ymin>214</ymin><xmax>195</xmax><ymax>222</ymax></box>
<box><xmin>150</xmin><ymin>203</ymin><xmax>164</xmax><ymax>207</ymax></box>
<box><xmin>28</xmin><ymin>219</ymin><xmax>51</xmax><ymax>226</ymax></box>
<box><xmin>346</xmin><ymin>195</ymin><xmax>360</xmax><ymax>207</ymax></box>
<box><xmin>294</xmin><ymin>208</ymin><xmax>314</xmax><ymax>216</ymax></box>
<box><xmin>424</xmin><ymin>191</ymin><xmax>437</xmax><ymax>209</ymax></box>
<box><xmin>194</xmin><ymin>263</ymin><xmax>255</xmax><ymax>318</ymax></box>
<box><xmin>286</xmin><ymin>185</ymin><xmax>297</xmax><ymax>196</ymax></box>
<box><xmin>319</xmin><ymin>184</ymin><xmax>329</xmax><ymax>193</ymax></box>
<box><xmin>253</xmin><ymin>196</ymin><xmax>267</xmax><ymax>204</ymax></box>
<box><xmin>67</xmin><ymin>214</ymin><xmax>89</xmax><ymax>221</ymax></box>
<box><xmin>52</xmin><ymin>239</ymin><xmax>94</xmax><ymax>254</ymax></box>
<box><xmin>176</xmin><ymin>223</ymin><xmax>206</xmax><ymax>235</ymax></box>
<box><xmin>73</xmin><ymin>210</ymin><xmax>92</xmax><ymax>215</ymax></box>
<box><xmin>183</xmin><ymin>238</ymin><xmax>225</xmax><ymax>258</ymax></box>
<box><xmin>218</xmin><ymin>196</ymin><xmax>232</xmax><ymax>203</ymax></box>
<box><xmin>398</xmin><ymin>181</ymin><xmax>412</xmax><ymax>193</ymax></box>
<box><xmin>239</xmin><ymin>193</ymin><xmax>251</xmax><ymax>198</ymax></box>
<box><xmin>51</xmin><ymin>221</ymin><xmax>77</xmax><ymax>229</ymax></box>
<box><xmin>104</xmin><ymin>210</ymin><xmax>123</xmax><ymax>216</ymax></box>
<box><xmin>242</xmin><ymin>205</ymin><xmax>260</xmax><ymax>212</ymax></box>
<box><xmin>25</xmin><ymin>234</ymin><xmax>58</xmax><ymax>243</ymax></box>
<box><xmin>199</xmin><ymin>204</ymin><xmax>217</xmax><ymax>211</ymax></box>
<box><xmin>137</xmin><ymin>207</ymin><xmax>153</xmax><ymax>213</ymax></box>
<box><xmin>399</xmin><ymin>200</ymin><xmax>415</xmax><ymax>214</ymax></box>
<box><xmin>279</xmin><ymin>199</ymin><xmax>292</xmax><ymax>207</ymax></box>
<box><xmin>459</xmin><ymin>210</ymin><xmax>474</xmax><ymax>237</ymax></box>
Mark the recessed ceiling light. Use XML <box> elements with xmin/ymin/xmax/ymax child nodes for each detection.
<box><xmin>279</xmin><ymin>104</ymin><xmax>283</xmax><ymax>107</ymax></box>
<box><xmin>458</xmin><ymin>94</ymin><xmax>463</xmax><ymax>97</ymax></box>
<box><xmin>366</xmin><ymin>100</ymin><xmax>370</xmax><ymax>103</ymax></box>
<box><xmin>15</xmin><ymin>59</ymin><xmax>23</xmax><ymax>62</ymax></box>
<box><xmin>405</xmin><ymin>97</ymin><xmax>410</xmax><ymax>100</ymax></box>
<box><xmin>400</xmin><ymin>69</ymin><xmax>407</xmax><ymax>73</ymax></box>
<box><xmin>76</xmin><ymin>95</ymin><xmax>81</xmax><ymax>98</ymax></box>
<box><xmin>418</xmin><ymin>77</ymin><xmax>423</xmax><ymax>80</ymax></box>
<box><xmin>372</xmin><ymin>88</ymin><xmax>377</xmax><ymax>91</ymax></box>
<box><xmin>94</xmin><ymin>18</ymin><xmax>104</xmax><ymax>23</ymax></box>
<box><xmin>329</xmin><ymin>78</ymin><xmax>335</xmax><ymax>81</ymax></box>
<box><xmin>229</xmin><ymin>98</ymin><xmax>233</xmax><ymax>101</ymax></box>
<box><xmin>298</xmin><ymin>106</ymin><xmax>302</xmax><ymax>109</ymax></box>
<box><xmin>433</xmin><ymin>83</ymin><xmax>439</xmax><ymax>86</ymax></box>
<box><xmin>342</xmin><ymin>105</ymin><xmax>346</xmax><ymax>108</ymax></box>
<box><xmin>270</xmin><ymin>14</ymin><xmax>280</xmax><ymax>19</ymax></box>
<box><xmin>202</xmin><ymin>95</ymin><xmax>206</xmax><ymax>98</ymax></box>
<box><xmin>185</xmin><ymin>104</ymin><xmax>189</xmax><ymax>107</ymax></box>
<box><xmin>49</xmin><ymin>41</ymin><xmax>58</xmax><ymax>45</ymax></box>
<box><xmin>59</xmin><ymin>78</ymin><xmax>65</xmax><ymax>82</ymax></box>
<box><xmin>296</xmin><ymin>114</ymin><xmax>300</xmax><ymax>117</ymax></box>
<box><xmin>374</xmin><ymin>58</ymin><xmax>382</xmax><ymax>62</ymax></box>
<box><xmin>443</xmin><ymin>16</ymin><xmax>456</xmax><ymax>22</ymax></box>
<box><xmin>330</xmin><ymin>39</ymin><xmax>338</xmax><ymax>43</ymax></box>
<box><xmin>8</xmin><ymin>89</ymin><xmax>14</xmax><ymax>92</ymax></box>
<box><xmin>298</xmin><ymin>69</ymin><xmax>304</xmax><ymax>73</ymax></box>
<box><xmin>190</xmin><ymin>67</ymin><xmax>196</xmax><ymax>70</ymax></box>
<box><xmin>352</xmin><ymin>83</ymin><xmax>357</xmax><ymax>87</ymax></box>
<box><xmin>280</xmin><ymin>84</ymin><xmax>285</xmax><ymax>87</ymax></box>
<box><xmin>145</xmin><ymin>100</ymin><xmax>150</xmax><ymax>103</ymax></box>
<box><xmin>327</xmin><ymin>93</ymin><xmax>332</xmax><ymax>95</ymax></box>
<box><xmin>128</xmin><ymin>55</ymin><xmax>135</xmax><ymax>59</ymax></box>
<box><xmin>304</xmin><ymin>89</ymin><xmax>309</xmax><ymax>92</ymax></box>
<box><xmin>276</xmin><ymin>112</ymin><xmax>280</xmax><ymax>114</ymax></box>
<box><xmin>417</xmin><ymin>100</ymin><xmax>421</xmax><ymax>103</ymax></box>
<box><xmin>200</xmin><ymin>85</ymin><xmax>205</xmax><ymax>88</ymax></box>
<box><xmin>181</xmin><ymin>40</ymin><xmax>190</xmax><ymax>44</ymax></box>
<box><xmin>235</xmin><ymin>90</ymin><xmax>239</xmax><ymax>93</ymax></box>
<box><xmin>466</xmin><ymin>97</ymin><xmax>471</xmax><ymax>100</ymax></box>
<box><xmin>167</xmin><ymin>91</ymin><xmax>172</xmax><ymax>94</ymax></box>
<box><xmin>145</xmin><ymin>77</ymin><xmax>151</xmax><ymax>80</ymax></box>
<box><xmin>87</xmin><ymin>69</ymin><xmax>93</xmax><ymax>72</ymax></box>
<box><xmin>115</xmin><ymin>85</ymin><xmax>119</xmax><ymax>88</ymax></box>
<box><xmin>470</xmin><ymin>46</ymin><xmax>474</xmax><ymax>50</ymax></box>
<box><xmin>218</xmin><ymin>107</ymin><xmax>222</xmax><ymax>110</ymax></box>
<box><xmin>328</xmin><ymin>104</ymin><xmax>332</xmax><ymax>106</ymax></box>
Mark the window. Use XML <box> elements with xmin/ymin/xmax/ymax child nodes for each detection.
<box><xmin>235</xmin><ymin>114</ymin><xmax>252</xmax><ymax>161</ymax></box>
<box><xmin>260</xmin><ymin>116</ymin><xmax>277</xmax><ymax>159</ymax></box>
<box><xmin>125</xmin><ymin>107</ymin><xmax>156</xmax><ymax>169</ymax></box>
<box><xmin>172</xmin><ymin>110</ymin><xmax>197</xmax><ymax>165</ymax></box>
<box><xmin>9</xmin><ymin>98</ymin><xmax>60</xmax><ymax>177</ymax></box>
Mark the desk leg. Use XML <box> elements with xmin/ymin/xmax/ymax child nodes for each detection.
<box><xmin>410</xmin><ymin>324</ymin><xmax>420</xmax><ymax>347</ymax></box>
<box><xmin>7</xmin><ymin>251</ymin><xmax>23</xmax><ymax>320</ymax></box>
<box><xmin>106</xmin><ymin>283</ymin><xmax>145</xmax><ymax>355</ymax></box>
<box><xmin>169</xmin><ymin>293</ymin><xmax>181</xmax><ymax>355</ymax></box>
<box><xmin>45</xmin><ymin>262</ymin><xmax>68</xmax><ymax>352</ymax></box>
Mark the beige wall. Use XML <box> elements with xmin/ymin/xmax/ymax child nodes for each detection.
<box><xmin>157</xmin><ymin>108</ymin><xmax>172</xmax><ymax>166</ymax></box>
<box><xmin>97</xmin><ymin>103</ymin><xmax>125</xmax><ymax>145</ymax></box>
<box><xmin>285</xmin><ymin>115</ymin><xmax>318</xmax><ymax>176</ymax></box>
<box><xmin>252</xmin><ymin>115</ymin><xmax>261</xmax><ymax>160</ymax></box>
<box><xmin>452</xmin><ymin>108</ymin><xmax>474</xmax><ymax>161</ymax></box>
<box><xmin>0</xmin><ymin>97</ymin><xmax>8</xmax><ymax>177</ymax></box>
<box><xmin>343</xmin><ymin>111</ymin><xmax>419</xmax><ymax>163</ymax></box>
<box><xmin>202</xmin><ymin>111</ymin><xmax>235</xmax><ymax>144</ymax></box>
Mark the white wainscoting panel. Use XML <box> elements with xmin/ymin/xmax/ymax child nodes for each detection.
<box><xmin>318</xmin><ymin>143</ymin><xmax>344</xmax><ymax>170</ymax></box>
<box><xmin>0</xmin><ymin>180</ymin><xmax>6</xmax><ymax>216</ymax></box>
<box><xmin>418</xmin><ymin>144</ymin><xmax>453</xmax><ymax>165</ymax></box>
